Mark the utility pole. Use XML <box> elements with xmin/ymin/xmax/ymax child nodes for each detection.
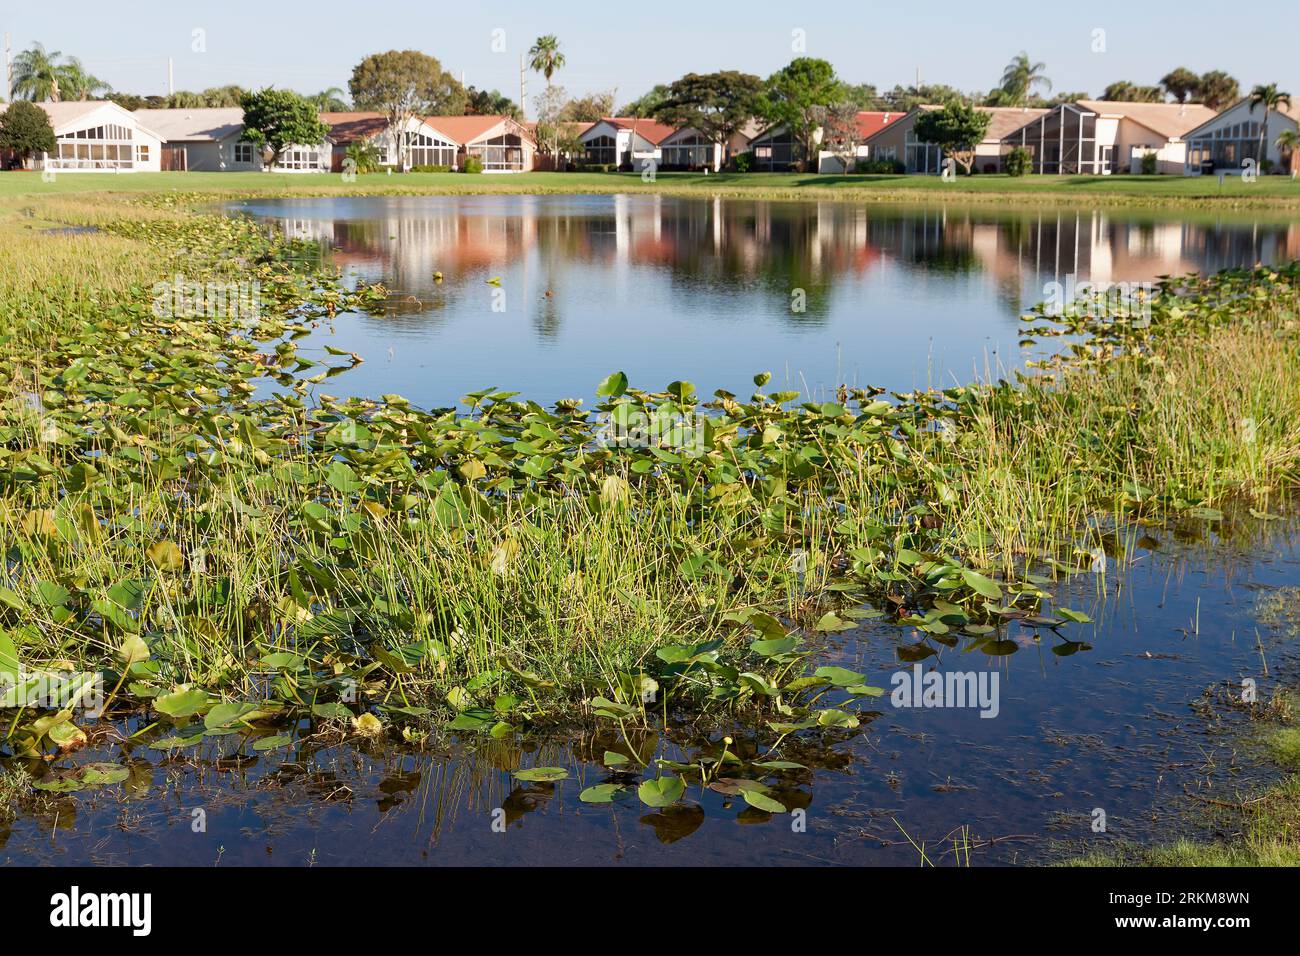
<box><xmin>519</xmin><ymin>53</ymin><xmax>527</xmax><ymax>119</ymax></box>
<box><xmin>3</xmin><ymin>33</ymin><xmax>12</xmax><ymax>104</ymax></box>
<box><xmin>167</xmin><ymin>57</ymin><xmax>174</xmax><ymax>97</ymax></box>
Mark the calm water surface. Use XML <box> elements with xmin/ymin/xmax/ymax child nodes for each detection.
<box><xmin>230</xmin><ymin>194</ymin><xmax>1300</xmax><ymax>406</ymax></box>
<box><xmin>2</xmin><ymin>196</ymin><xmax>1297</xmax><ymax>866</ymax></box>
<box><xmin>3</xmin><ymin>517</ymin><xmax>1298</xmax><ymax>865</ymax></box>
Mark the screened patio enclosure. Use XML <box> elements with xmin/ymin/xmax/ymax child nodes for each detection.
<box><xmin>1006</xmin><ymin>105</ymin><xmax>1110</xmax><ymax>174</ymax></box>
<box><xmin>468</xmin><ymin>133</ymin><xmax>527</xmax><ymax>171</ymax></box>
<box><xmin>46</xmin><ymin>122</ymin><xmax>149</xmax><ymax>171</ymax></box>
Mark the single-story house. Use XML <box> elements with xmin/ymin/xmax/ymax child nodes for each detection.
<box><xmin>861</xmin><ymin>105</ymin><xmax>1050</xmax><ymax>173</ymax></box>
<box><xmin>817</xmin><ymin>110</ymin><xmax>908</xmax><ymax>172</ymax></box>
<box><xmin>578</xmin><ymin>117</ymin><xmax>675</xmax><ymax>170</ymax></box>
<box><xmin>426</xmin><ymin>115</ymin><xmax>537</xmax><ymax>172</ymax></box>
<box><xmin>321</xmin><ymin>112</ymin><xmax>458</xmax><ymax>171</ymax></box>
<box><xmin>1002</xmin><ymin>100</ymin><xmax>1217</xmax><ymax>175</ymax></box>
<box><xmin>1181</xmin><ymin>97</ymin><xmax>1300</xmax><ymax>174</ymax></box>
<box><xmin>131</xmin><ymin>108</ymin><xmax>258</xmax><ymax>171</ymax></box>
<box><xmin>659</xmin><ymin>119</ymin><xmax>762</xmax><ymax>171</ymax></box>
<box><xmin>0</xmin><ymin>100</ymin><xmax>162</xmax><ymax>172</ymax></box>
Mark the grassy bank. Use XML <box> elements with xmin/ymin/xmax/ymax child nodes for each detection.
<box><xmin>1</xmin><ymin>191</ymin><xmax>1299</xmax><ymax>757</ymax></box>
<box><xmin>2</xmin><ymin>169</ymin><xmax>1300</xmax><ymax>210</ymax></box>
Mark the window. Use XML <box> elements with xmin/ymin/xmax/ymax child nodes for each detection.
<box><xmin>583</xmin><ymin>134</ymin><xmax>617</xmax><ymax>166</ymax></box>
<box><xmin>662</xmin><ymin>133</ymin><xmax>713</xmax><ymax>168</ymax></box>
<box><xmin>469</xmin><ymin>133</ymin><xmax>525</xmax><ymax>171</ymax></box>
<box><xmin>136</xmin><ymin>144</ymin><xmax>149</xmax><ymax>164</ymax></box>
<box><xmin>235</xmin><ymin>142</ymin><xmax>256</xmax><ymax>164</ymax></box>
<box><xmin>750</xmin><ymin>131</ymin><xmax>796</xmax><ymax>170</ymax></box>
<box><xmin>406</xmin><ymin>132</ymin><xmax>457</xmax><ymax>168</ymax></box>
<box><xmin>276</xmin><ymin>144</ymin><xmax>328</xmax><ymax>171</ymax></box>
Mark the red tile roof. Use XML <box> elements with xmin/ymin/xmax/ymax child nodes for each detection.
<box><xmin>602</xmin><ymin>117</ymin><xmax>678</xmax><ymax>145</ymax></box>
<box><xmin>855</xmin><ymin>111</ymin><xmax>905</xmax><ymax>140</ymax></box>
<box><xmin>319</xmin><ymin>112</ymin><xmax>391</xmax><ymax>145</ymax></box>
<box><xmin>426</xmin><ymin>115</ymin><xmax>534</xmax><ymax>146</ymax></box>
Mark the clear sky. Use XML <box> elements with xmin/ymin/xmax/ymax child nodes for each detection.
<box><xmin>4</xmin><ymin>0</ymin><xmax>1297</xmax><ymax>112</ymax></box>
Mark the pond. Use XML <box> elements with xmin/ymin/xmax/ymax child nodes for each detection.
<box><xmin>1</xmin><ymin>194</ymin><xmax>1297</xmax><ymax>864</ymax></box>
<box><xmin>2</xmin><ymin>512</ymin><xmax>1298</xmax><ymax>865</ymax></box>
<box><xmin>227</xmin><ymin>194</ymin><xmax>1300</xmax><ymax>406</ymax></box>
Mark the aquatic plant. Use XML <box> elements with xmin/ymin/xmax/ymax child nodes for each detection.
<box><xmin>1</xmin><ymin>193</ymin><xmax>1298</xmax><ymax>787</ymax></box>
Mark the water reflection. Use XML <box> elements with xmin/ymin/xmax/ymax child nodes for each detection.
<box><xmin>234</xmin><ymin>195</ymin><xmax>1299</xmax><ymax>406</ymax></box>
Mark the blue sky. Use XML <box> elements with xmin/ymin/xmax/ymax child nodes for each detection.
<box><xmin>5</xmin><ymin>0</ymin><xmax>1297</xmax><ymax>111</ymax></box>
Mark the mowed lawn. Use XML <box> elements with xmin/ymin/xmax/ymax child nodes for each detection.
<box><xmin>2</xmin><ymin>169</ymin><xmax>1300</xmax><ymax>206</ymax></box>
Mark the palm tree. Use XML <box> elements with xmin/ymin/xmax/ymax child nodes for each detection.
<box><xmin>1249</xmin><ymin>83</ymin><xmax>1293</xmax><ymax>170</ymax></box>
<box><xmin>1197</xmin><ymin>71</ymin><xmax>1240</xmax><ymax>111</ymax></box>
<box><xmin>1160</xmin><ymin>67</ymin><xmax>1200</xmax><ymax>104</ymax></box>
<box><xmin>528</xmin><ymin>36</ymin><xmax>566</xmax><ymax>90</ymax></box>
<box><xmin>1275</xmin><ymin>128</ymin><xmax>1300</xmax><ymax>178</ymax></box>
<box><xmin>12</xmin><ymin>43</ymin><xmax>64</xmax><ymax>101</ymax></box>
<box><xmin>307</xmin><ymin>87</ymin><xmax>349</xmax><ymax>111</ymax></box>
<box><xmin>56</xmin><ymin>58</ymin><xmax>110</xmax><ymax>101</ymax></box>
<box><xmin>999</xmin><ymin>52</ymin><xmax>1051</xmax><ymax>106</ymax></box>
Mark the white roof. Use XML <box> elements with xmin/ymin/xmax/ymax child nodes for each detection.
<box><xmin>1</xmin><ymin>100</ymin><xmax>165</xmax><ymax>140</ymax></box>
<box><xmin>132</xmin><ymin>108</ymin><xmax>244</xmax><ymax>142</ymax></box>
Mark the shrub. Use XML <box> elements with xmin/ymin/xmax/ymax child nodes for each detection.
<box><xmin>1139</xmin><ymin>150</ymin><xmax>1158</xmax><ymax>175</ymax></box>
<box><xmin>462</xmin><ymin>155</ymin><xmax>484</xmax><ymax>174</ymax></box>
<box><xmin>409</xmin><ymin>164</ymin><xmax>452</xmax><ymax>173</ymax></box>
<box><xmin>731</xmin><ymin>151</ymin><xmax>753</xmax><ymax>173</ymax></box>
<box><xmin>345</xmin><ymin>141</ymin><xmax>382</xmax><ymax>174</ymax></box>
<box><xmin>1005</xmin><ymin>146</ymin><xmax>1032</xmax><ymax>177</ymax></box>
<box><xmin>853</xmin><ymin>158</ymin><xmax>905</xmax><ymax>174</ymax></box>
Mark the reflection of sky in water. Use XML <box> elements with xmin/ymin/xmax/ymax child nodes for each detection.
<box><xmin>231</xmin><ymin>195</ymin><xmax>1298</xmax><ymax>408</ymax></box>
<box><xmin>4</xmin><ymin>522</ymin><xmax>1298</xmax><ymax>864</ymax></box>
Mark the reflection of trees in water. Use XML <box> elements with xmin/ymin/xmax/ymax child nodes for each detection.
<box><xmin>272</xmin><ymin>200</ymin><xmax>1291</xmax><ymax>337</ymax></box>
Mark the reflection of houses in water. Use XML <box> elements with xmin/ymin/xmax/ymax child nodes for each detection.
<box><xmin>269</xmin><ymin>200</ymin><xmax>1294</xmax><ymax>320</ymax></box>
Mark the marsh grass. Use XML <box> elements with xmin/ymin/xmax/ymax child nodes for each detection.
<box><xmin>1</xmin><ymin>192</ymin><xmax>1299</xmax><ymax>740</ymax></box>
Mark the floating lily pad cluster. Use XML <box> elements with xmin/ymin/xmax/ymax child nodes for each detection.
<box><xmin>2</xmin><ymin>196</ymin><xmax>1297</xmax><ymax>765</ymax></box>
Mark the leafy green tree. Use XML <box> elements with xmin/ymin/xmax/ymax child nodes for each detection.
<box><xmin>349</xmin><ymin>50</ymin><xmax>466</xmax><ymax>167</ymax></box>
<box><xmin>882</xmin><ymin>83</ymin><xmax>972</xmax><ymax>111</ymax></box>
<box><xmin>913</xmin><ymin>101</ymin><xmax>992</xmax><ymax>175</ymax></box>
<box><xmin>619</xmin><ymin>84</ymin><xmax>671</xmax><ymax>117</ymax></box>
<box><xmin>558</xmin><ymin>90</ymin><xmax>616</xmax><ymax>123</ymax></box>
<box><xmin>1198</xmin><ymin>71</ymin><xmax>1240</xmax><ymax>110</ymax></box>
<box><xmin>839</xmin><ymin>82</ymin><xmax>885</xmax><ymax>111</ymax></box>
<box><xmin>653</xmin><ymin>71</ymin><xmax>762</xmax><ymax>161</ymax></box>
<box><xmin>756</xmin><ymin>57</ymin><xmax>841</xmax><ymax>171</ymax></box>
<box><xmin>1102</xmin><ymin>81</ymin><xmax>1163</xmax><ymax>102</ymax></box>
<box><xmin>1275</xmin><ymin>128</ymin><xmax>1299</xmax><ymax>177</ymax></box>
<box><xmin>998</xmin><ymin>52</ymin><xmax>1051</xmax><ymax>106</ymax></box>
<box><xmin>239</xmin><ymin>88</ymin><xmax>329</xmax><ymax>169</ymax></box>
<box><xmin>1160</xmin><ymin>67</ymin><xmax>1200</xmax><ymax>103</ymax></box>
<box><xmin>0</xmin><ymin>100</ymin><xmax>56</xmax><ymax>164</ymax></box>
<box><xmin>466</xmin><ymin>87</ymin><xmax>520</xmax><ymax>118</ymax></box>
<box><xmin>1249</xmin><ymin>83</ymin><xmax>1292</xmax><ymax>170</ymax></box>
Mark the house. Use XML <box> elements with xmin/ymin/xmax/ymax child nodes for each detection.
<box><xmin>578</xmin><ymin>117</ymin><xmax>676</xmax><ymax>170</ymax></box>
<box><xmin>321</xmin><ymin>112</ymin><xmax>458</xmax><ymax>171</ymax></box>
<box><xmin>660</xmin><ymin>119</ymin><xmax>762</xmax><ymax>171</ymax></box>
<box><xmin>1181</xmin><ymin>97</ymin><xmax>1300</xmax><ymax>174</ymax></box>
<box><xmin>0</xmin><ymin>100</ymin><xmax>162</xmax><ymax>172</ymax></box>
<box><xmin>1002</xmin><ymin>101</ymin><xmax>1217</xmax><ymax>175</ymax></box>
<box><xmin>747</xmin><ymin>125</ymin><xmax>801</xmax><ymax>171</ymax></box>
<box><xmin>426</xmin><ymin>115</ymin><xmax>536</xmax><ymax>172</ymax></box>
<box><xmin>131</xmin><ymin>108</ymin><xmax>257</xmax><ymax>171</ymax></box>
<box><xmin>861</xmin><ymin>105</ymin><xmax>1050</xmax><ymax>173</ymax></box>
<box><xmin>817</xmin><ymin>111</ymin><xmax>908</xmax><ymax>172</ymax></box>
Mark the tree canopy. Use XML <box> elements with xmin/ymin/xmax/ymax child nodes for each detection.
<box><xmin>756</xmin><ymin>58</ymin><xmax>841</xmax><ymax>170</ymax></box>
<box><xmin>913</xmin><ymin>101</ymin><xmax>991</xmax><ymax>175</ymax></box>
<box><xmin>653</xmin><ymin>71</ymin><xmax>762</xmax><ymax>149</ymax></box>
<box><xmin>0</xmin><ymin>100</ymin><xmax>56</xmax><ymax>162</ymax></box>
<box><xmin>239</xmin><ymin>88</ymin><xmax>329</xmax><ymax>167</ymax></box>
<box><xmin>349</xmin><ymin>50</ymin><xmax>467</xmax><ymax>117</ymax></box>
